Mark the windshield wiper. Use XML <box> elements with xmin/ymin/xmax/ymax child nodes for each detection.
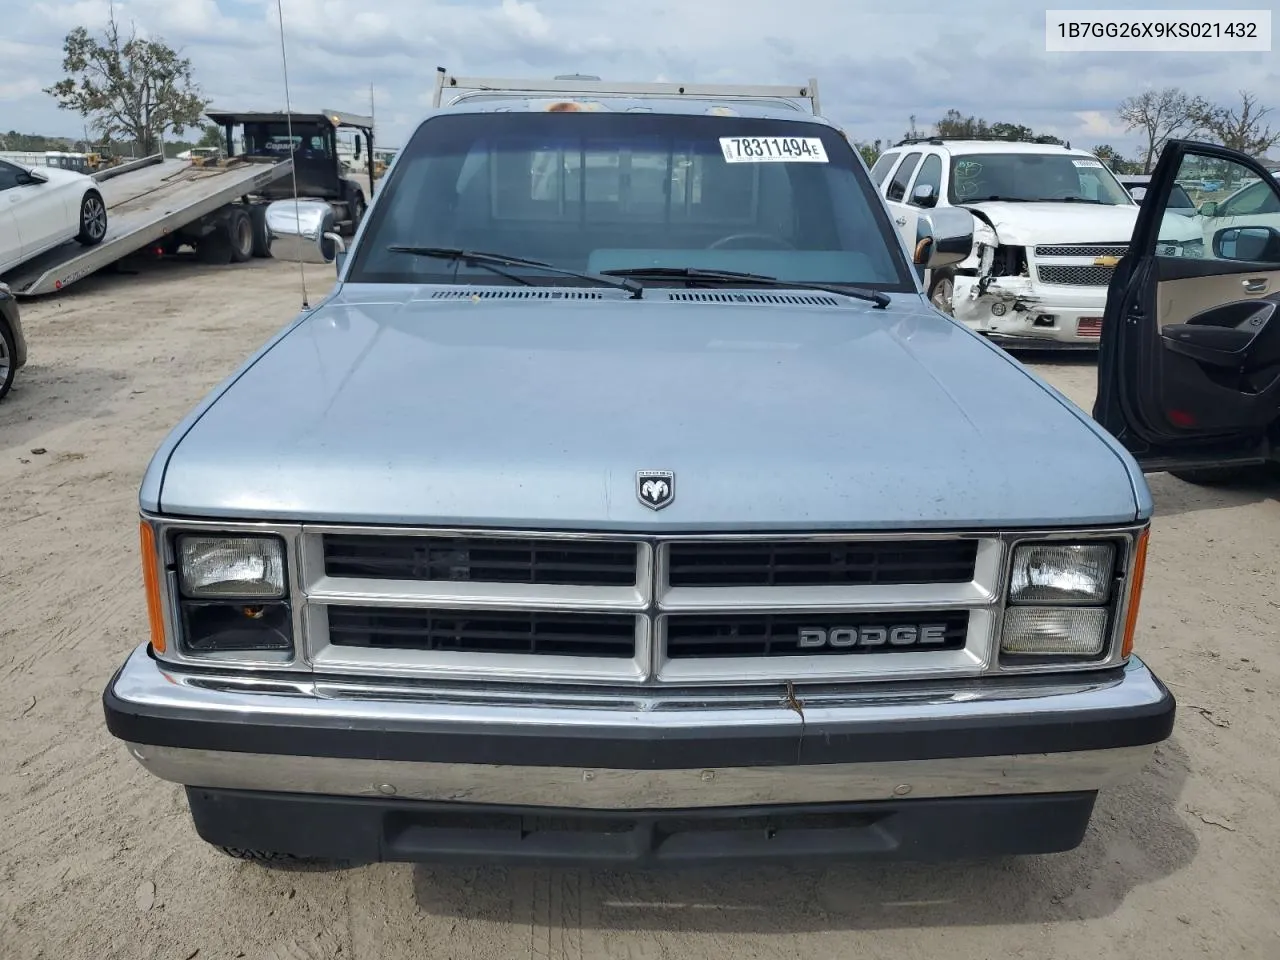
<box><xmin>385</xmin><ymin>246</ymin><xmax>643</xmax><ymax>298</ymax></box>
<box><xmin>1030</xmin><ymin>196</ymin><xmax>1107</xmax><ymax>204</ymax></box>
<box><xmin>599</xmin><ymin>266</ymin><xmax>890</xmax><ymax>308</ymax></box>
<box><xmin>967</xmin><ymin>196</ymin><xmax>1033</xmax><ymax>202</ymax></box>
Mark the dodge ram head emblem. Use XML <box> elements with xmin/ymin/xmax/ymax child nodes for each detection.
<box><xmin>636</xmin><ymin>470</ymin><xmax>675</xmax><ymax>510</ymax></box>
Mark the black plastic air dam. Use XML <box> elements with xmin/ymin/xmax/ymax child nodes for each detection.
<box><xmin>186</xmin><ymin>788</ymin><xmax>1100</xmax><ymax>867</ymax></box>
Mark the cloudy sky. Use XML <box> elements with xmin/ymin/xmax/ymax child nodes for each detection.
<box><xmin>2</xmin><ymin>0</ymin><xmax>1277</xmax><ymax>161</ymax></box>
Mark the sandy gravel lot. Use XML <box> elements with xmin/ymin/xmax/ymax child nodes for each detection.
<box><xmin>1</xmin><ymin>258</ymin><xmax>1277</xmax><ymax>960</ymax></box>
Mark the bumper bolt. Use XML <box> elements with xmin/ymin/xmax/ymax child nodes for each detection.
<box><xmin>893</xmin><ymin>784</ymin><xmax>912</xmax><ymax>796</ymax></box>
<box><xmin>376</xmin><ymin>783</ymin><xmax>397</xmax><ymax>796</ymax></box>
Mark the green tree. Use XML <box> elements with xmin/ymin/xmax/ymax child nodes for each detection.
<box><xmin>1116</xmin><ymin>87</ymin><xmax>1206</xmax><ymax>173</ymax></box>
<box><xmin>930</xmin><ymin>111</ymin><xmax>1063</xmax><ymax>144</ymax></box>
<box><xmin>1192</xmin><ymin>91</ymin><xmax>1280</xmax><ymax>158</ymax></box>
<box><xmin>196</xmin><ymin>123</ymin><xmax>226</xmax><ymax>151</ymax></box>
<box><xmin>1092</xmin><ymin>144</ymin><xmax>1130</xmax><ymax>173</ymax></box>
<box><xmin>44</xmin><ymin>5</ymin><xmax>208</xmax><ymax>157</ymax></box>
<box><xmin>856</xmin><ymin>139</ymin><xmax>882</xmax><ymax>166</ymax></box>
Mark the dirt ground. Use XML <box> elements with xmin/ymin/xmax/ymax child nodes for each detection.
<box><xmin>1</xmin><ymin>257</ymin><xmax>1277</xmax><ymax>960</ymax></box>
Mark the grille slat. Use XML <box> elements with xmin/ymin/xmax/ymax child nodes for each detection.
<box><xmin>665</xmin><ymin>612</ymin><xmax>970</xmax><ymax>659</ymax></box>
<box><xmin>1034</xmin><ymin>243</ymin><xmax>1128</xmax><ymax>258</ymax></box>
<box><xmin>327</xmin><ymin>607</ymin><xmax>637</xmax><ymax>658</ymax></box>
<box><xmin>1036</xmin><ymin>264</ymin><xmax>1115</xmax><ymax>286</ymax></box>
<box><xmin>323</xmin><ymin>534</ymin><xmax>638</xmax><ymax>586</ymax></box>
<box><xmin>665</xmin><ymin>540</ymin><xmax>978</xmax><ymax>588</ymax></box>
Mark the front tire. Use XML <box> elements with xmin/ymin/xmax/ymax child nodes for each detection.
<box><xmin>226</xmin><ymin>208</ymin><xmax>254</xmax><ymax>263</ymax></box>
<box><xmin>0</xmin><ymin>319</ymin><xmax>16</xmax><ymax>402</ymax></box>
<box><xmin>927</xmin><ymin>269</ymin><xmax>955</xmax><ymax>315</ymax></box>
<box><xmin>76</xmin><ymin>191</ymin><xmax>108</xmax><ymax>246</ymax></box>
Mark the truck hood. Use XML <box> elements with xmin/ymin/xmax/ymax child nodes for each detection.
<box><xmin>154</xmin><ymin>290</ymin><xmax>1142</xmax><ymax>530</ymax></box>
<box><xmin>960</xmin><ymin>200</ymin><xmax>1199</xmax><ymax>245</ymax></box>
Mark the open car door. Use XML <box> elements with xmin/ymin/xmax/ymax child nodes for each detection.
<box><xmin>1094</xmin><ymin>139</ymin><xmax>1280</xmax><ymax>484</ymax></box>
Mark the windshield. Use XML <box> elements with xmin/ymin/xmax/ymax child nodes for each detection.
<box><xmin>346</xmin><ymin>111</ymin><xmax>914</xmax><ymax>291</ymax></box>
<box><xmin>241</xmin><ymin>122</ymin><xmax>332</xmax><ymax>159</ymax></box>
<box><xmin>947</xmin><ymin>152</ymin><xmax>1133</xmax><ymax>205</ymax></box>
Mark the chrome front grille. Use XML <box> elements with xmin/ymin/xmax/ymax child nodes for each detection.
<box><xmin>298</xmin><ymin>528</ymin><xmax>1004</xmax><ymax>685</ymax></box>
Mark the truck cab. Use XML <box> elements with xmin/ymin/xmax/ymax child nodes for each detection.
<box><xmin>206</xmin><ymin>109</ymin><xmax>376</xmax><ymax>234</ymax></box>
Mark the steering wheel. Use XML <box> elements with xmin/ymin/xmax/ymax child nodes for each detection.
<box><xmin>706</xmin><ymin>232</ymin><xmax>797</xmax><ymax>250</ymax></box>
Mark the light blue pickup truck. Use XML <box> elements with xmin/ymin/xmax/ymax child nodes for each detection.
<box><xmin>103</xmin><ymin>73</ymin><xmax>1280</xmax><ymax>867</ymax></box>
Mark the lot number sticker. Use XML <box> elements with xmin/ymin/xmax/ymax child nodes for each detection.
<box><xmin>720</xmin><ymin>136</ymin><xmax>828</xmax><ymax>163</ymax></box>
<box><xmin>1071</xmin><ymin>158</ymin><xmax>1103</xmax><ymax>168</ymax></box>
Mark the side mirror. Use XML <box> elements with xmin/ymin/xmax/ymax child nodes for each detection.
<box><xmin>1198</xmin><ymin>200</ymin><xmax>1218</xmax><ymax>217</ymax></box>
<box><xmin>265</xmin><ymin>199</ymin><xmax>340</xmax><ymax>264</ymax></box>
<box><xmin>17</xmin><ymin>170</ymin><xmax>48</xmax><ymax>185</ymax></box>
<box><xmin>1213</xmin><ymin>225</ymin><xmax>1280</xmax><ymax>263</ymax></box>
<box><xmin>910</xmin><ymin>183</ymin><xmax>938</xmax><ymax>208</ymax></box>
<box><xmin>328</xmin><ymin>233</ymin><xmax>348</xmax><ymax>275</ymax></box>
<box><xmin>914</xmin><ymin>208</ymin><xmax>973</xmax><ymax>268</ymax></box>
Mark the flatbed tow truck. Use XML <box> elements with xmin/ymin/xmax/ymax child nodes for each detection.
<box><xmin>2</xmin><ymin>107</ymin><xmax>375</xmax><ymax>299</ymax></box>
<box><xmin>0</xmin><ymin>152</ymin><xmax>295</xmax><ymax>298</ymax></box>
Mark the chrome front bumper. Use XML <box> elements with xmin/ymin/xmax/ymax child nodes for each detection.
<box><xmin>104</xmin><ymin>643</ymin><xmax>1175</xmax><ymax>810</ymax></box>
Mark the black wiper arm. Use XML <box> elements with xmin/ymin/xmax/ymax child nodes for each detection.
<box><xmin>601</xmin><ymin>266</ymin><xmax>890</xmax><ymax>308</ymax></box>
<box><xmin>386</xmin><ymin>246</ymin><xmax>643</xmax><ymax>298</ymax></box>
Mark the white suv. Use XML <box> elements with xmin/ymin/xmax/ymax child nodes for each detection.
<box><xmin>868</xmin><ymin>139</ymin><xmax>1203</xmax><ymax>346</ymax></box>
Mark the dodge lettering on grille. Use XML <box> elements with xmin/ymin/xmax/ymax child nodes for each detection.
<box><xmin>798</xmin><ymin>623</ymin><xmax>951</xmax><ymax>649</ymax></box>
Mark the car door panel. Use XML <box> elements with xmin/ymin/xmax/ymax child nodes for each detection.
<box><xmin>1154</xmin><ymin>260</ymin><xmax>1280</xmax><ymax>328</ymax></box>
<box><xmin>0</xmin><ymin>206</ymin><xmax>22</xmax><ymax>271</ymax></box>
<box><xmin>884</xmin><ymin>151</ymin><xmax>922</xmax><ymax>252</ymax></box>
<box><xmin>1094</xmin><ymin>140</ymin><xmax>1280</xmax><ymax>469</ymax></box>
<box><xmin>13</xmin><ymin>174</ymin><xmax>73</xmax><ymax>254</ymax></box>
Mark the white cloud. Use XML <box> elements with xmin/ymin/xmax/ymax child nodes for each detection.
<box><xmin>5</xmin><ymin>0</ymin><xmax>1277</xmax><ymax>158</ymax></box>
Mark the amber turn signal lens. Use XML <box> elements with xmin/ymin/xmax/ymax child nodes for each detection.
<box><xmin>139</xmin><ymin>521</ymin><xmax>167</xmax><ymax>654</ymax></box>
<box><xmin>1121</xmin><ymin>528</ymin><xmax>1150</xmax><ymax>659</ymax></box>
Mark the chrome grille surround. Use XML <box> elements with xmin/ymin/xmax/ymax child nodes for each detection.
<box><xmin>141</xmin><ymin>518</ymin><xmax>1148</xmax><ymax>686</ymax></box>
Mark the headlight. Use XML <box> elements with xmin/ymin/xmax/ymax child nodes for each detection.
<box><xmin>1009</xmin><ymin>543</ymin><xmax>1114</xmax><ymax>604</ymax></box>
<box><xmin>174</xmin><ymin>534</ymin><xmax>292</xmax><ymax>657</ymax></box>
<box><xmin>179</xmin><ymin>535</ymin><xmax>285</xmax><ymax>598</ymax></box>
<box><xmin>1000</xmin><ymin>540</ymin><xmax>1119</xmax><ymax>663</ymax></box>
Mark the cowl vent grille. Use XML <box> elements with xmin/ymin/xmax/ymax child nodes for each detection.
<box><xmin>427</xmin><ymin>289</ymin><xmax>608</xmax><ymax>300</ymax></box>
<box><xmin>662</xmin><ymin>291</ymin><xmax>843</xmax><ymax>306</ymax></box>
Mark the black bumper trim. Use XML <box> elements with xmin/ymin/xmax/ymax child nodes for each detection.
<box><xmin>187</xmin><ymin>788</ymin><xmax>1100</xmax><ymax>866</ymax></box>
<box><xmin>103</xmin><ymin>662</ymin><xmax>1176</xmax><ymax>770</ymax></box>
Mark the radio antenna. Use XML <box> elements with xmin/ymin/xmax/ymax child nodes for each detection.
<box><xmin>274</xmin><ymin>0</ymin><xmax>310</xmax><ymax>309</ymax></box>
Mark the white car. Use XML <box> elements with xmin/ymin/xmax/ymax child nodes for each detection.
<box><xmin>869</xmin><ymin>139</ymin><xmax>1202</xmax><ymax>345</ymax></box>
<box><xmin>1196</xmin><ymin>172</ymin><xmax>1280</xmax><ymax>252</ymax></box>
<box><xmin>0</xmin><ymin>159</ymin><xmax>108</xmax><ymax>274</ymax></box>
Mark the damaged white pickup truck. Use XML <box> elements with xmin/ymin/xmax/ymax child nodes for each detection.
<box><xmin>871</xmin><ymin>139</ymin><xmax>1203</xmax><ymax>347</ymax></box>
